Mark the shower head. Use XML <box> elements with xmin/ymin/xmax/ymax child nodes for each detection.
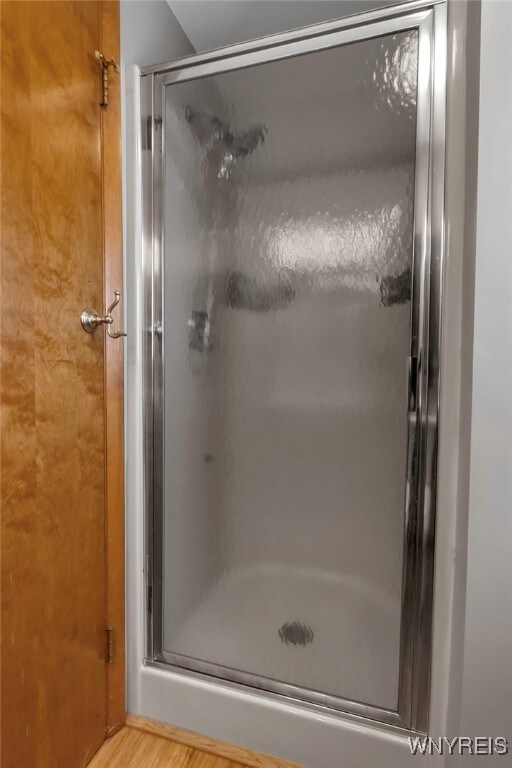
<box><xmin>225</xmin><ymin>125</ymin><xmax>267</xmax><ymax>159</ymax></box>
<box><xmin>185</xmin><ymin>105</ymin><xmax>267</xmax><ymax>166</ymax></box>
<box><xmin>185</xmin><ymin>106</ymin><xmax>227</xmax><ymax>144</ymax></box>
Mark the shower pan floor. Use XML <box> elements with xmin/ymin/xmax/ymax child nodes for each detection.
<box><xmin>165</xmin><ymin>563</ymin><xmax>401</xmax><ymax>711</ymax></box>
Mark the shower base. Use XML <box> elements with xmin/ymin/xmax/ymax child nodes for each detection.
<box><xmin>165</xmin><ymin>563</ymin><xmax>401</xmax><ymax>712</ymax></box>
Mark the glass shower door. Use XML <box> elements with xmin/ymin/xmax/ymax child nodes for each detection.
<box><xmin>143</xmin><ymin>1</ymin><xmax>445</xmax><ymax>732</ymax></box>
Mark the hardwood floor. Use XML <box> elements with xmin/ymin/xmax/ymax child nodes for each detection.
<box><xmin>88</xmin><ymin>727</ymin><xmax>243</xmax><ymax>767</ymax></box>
<box><xmin>88</xmin><ymin>717</ymin><xmax>304</xmax><ymax>768</ymax></box>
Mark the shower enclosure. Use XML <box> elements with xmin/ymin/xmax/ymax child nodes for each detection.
<box><xmin>141</xmin><ymin>0</ymin><xmax>445</xmax><ymax>733</ymax></box>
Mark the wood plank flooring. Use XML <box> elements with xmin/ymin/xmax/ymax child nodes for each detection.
<box><xmin>88</xmin><ymin>727</ymin><xmax>243</xmax><ymax>768</ymax></box>
<box><xmin>88</xmin><ymin>718</ymin><xmax>304</xmax><ymax>768</ymax></box>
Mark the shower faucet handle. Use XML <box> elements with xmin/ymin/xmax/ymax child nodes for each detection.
<box><xmin>81</xmin><ymin>290</ymin><xmax>127</xmax><ymax>338</ymax></box>
<box><xmin>188</xmin><ymin>310</ymin><xmax>210</xmax><ymax>353</ymax></box>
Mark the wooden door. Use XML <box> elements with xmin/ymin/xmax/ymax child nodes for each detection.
<box><xmin>0</xmin><ymin>2</ymin><xmax>124</xmax><ymax>766</ymax></box>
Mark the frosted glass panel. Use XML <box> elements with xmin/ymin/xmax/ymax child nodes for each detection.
<box><xmin>162</xmin><ymin>30</ymin><xmax>418</xmax><ymax>710</ymax></box>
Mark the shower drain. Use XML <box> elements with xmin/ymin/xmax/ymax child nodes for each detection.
<box><xmin>278</xmin><ymin>621</ymin><xmax>314</xmax><ymax>647</ymax></box>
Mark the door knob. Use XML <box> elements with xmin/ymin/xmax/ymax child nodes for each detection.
<box><xmin>81</xmin><ymin>290</ymin><xmax>127</xmax><ymax>338</ymax></box>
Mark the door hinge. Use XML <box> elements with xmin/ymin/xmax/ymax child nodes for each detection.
<box><xmin>106</xmin><ymin>627</ymin><xmax>115</xmax><ymax>664</ymax></box>
<box><xmin>95</xmin><ymin>50</ymin><xmax>119</xmax><ymax>109</ymax></box>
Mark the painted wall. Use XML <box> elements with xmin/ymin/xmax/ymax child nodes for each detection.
<box><xmin>121</xmin><ymin>0</ymin><xmax>192</xmax><ymax>68</ymax></box>
<box><xmin>457</xmin><ymin>0</ymin><xmax>512</xmax><ymax>754</ymax></box>
<box><xmin>120</xmin><ymin>0</ymin><xmax>193</xmax><ymax>721</ymax></box>
<box><xmin>168</xmin><ymin>0</ymin><xmax>397</xmax><ymax>52</ymax></box>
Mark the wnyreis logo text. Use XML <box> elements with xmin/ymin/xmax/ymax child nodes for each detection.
<box><xmin>408</xmin><ymin>737</ymin><xmax>509</xmax><ymax>756</ymax></box>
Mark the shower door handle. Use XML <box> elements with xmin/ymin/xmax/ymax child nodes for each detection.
<box><xmin>405</xmin><ymin>355</ymin><xmax>419</xmax><ymax>515</ymax></box>
<box><xmin>407</xmin><ymin>355</ymin><xmax>418</xmax><ymax>414</ymax></box>
<box><xmin>81</xmin><ymin>290</ymin><xmax>127</xmax><ymax>338</ymax></box>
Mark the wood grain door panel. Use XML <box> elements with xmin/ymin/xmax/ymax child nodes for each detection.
<box><xmin>0</xmin><ymin>2</ymin><xmax>120</xmax><ymax>765</ymax></box>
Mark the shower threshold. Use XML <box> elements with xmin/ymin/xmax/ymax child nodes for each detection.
<box><xmin>160</xmin><ymin>564</ymin><xmax>401</xmax><ymax>716</ymax></box>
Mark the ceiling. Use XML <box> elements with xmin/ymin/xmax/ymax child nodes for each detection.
<box><xmin>167</xmin><ymin>0</ymin><xmax>399</xmax><ymax>53</ymax></box>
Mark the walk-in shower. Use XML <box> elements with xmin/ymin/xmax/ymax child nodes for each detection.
<box><xmin>141</xmin><ymin>0</ymin><xmax>446</xmax><ymax>734</ymax></box>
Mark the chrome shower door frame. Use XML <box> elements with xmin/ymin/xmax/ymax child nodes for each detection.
<box><xmin>141</xmin><ymin>0</ymin><xmax>447</xmax><ymax>733</ymax></box>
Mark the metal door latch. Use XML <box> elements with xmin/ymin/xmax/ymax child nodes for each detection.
<box><xmin>81</xmin><ymin>290</ymin><xmax>127</xmax><ymax>338</ymax></box>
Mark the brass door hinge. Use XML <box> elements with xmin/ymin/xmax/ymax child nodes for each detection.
<box><xmin>95</xmin><ymin>50</ymin><xmax>119</xmax><ymax>108</ymax></box>
<box><xmin>106</xmin><ymin>627</ymin><xmax>115</xmax><ymax>664</ymax></box>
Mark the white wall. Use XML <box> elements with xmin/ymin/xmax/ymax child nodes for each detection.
<box><xmin>120</xmin><ymin>0</ymin><xmax>193</xmax><ymax>339</ymax></box>
<box><xmin>458</xmin><ymin>0</ymin><xmax>512</xmax><ymax>753</ymax></box>
<box><xmin>120</xmin><ymin>0</ymin><xmax>193</xmax><ymax>329</ymax></box>
<box><xmin>120</xmin><ymin>0</ymin><xmax>193</xmax><ymax>307</ymax></box>
<box><xmin>169</xmin><ymin>0</ymin><xmax>397</xmax><ymax>52</ymax></box>
<box><xmin>121</xmin><ymin>0</ymin><xmax>192</xmax><ymax>68</ymax></box>
<box><xmin>120</xmin><ymin>0</ymin><xmax>194</xmax><ymax>724</ymax></box>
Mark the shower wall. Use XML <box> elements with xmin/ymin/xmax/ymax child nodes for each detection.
<box><xmin>223</xmin><ymin>168</ymin><xmax>414</xmax><ymax>589</ymax></box>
